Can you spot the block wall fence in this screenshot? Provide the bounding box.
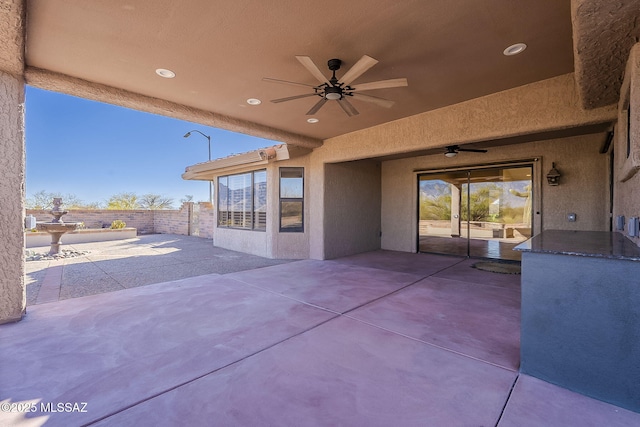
[26,202,214,239]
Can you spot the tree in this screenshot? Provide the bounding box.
[419,182,452,221]
[461,184,504,222]
[139,193,174,210]
[420,193,451,220]
[81,201,104,210]
[26,190,94,210]
[26,190,55,210]
[106,192,140,210]
[65,199,103,210]
[180,195,194,204]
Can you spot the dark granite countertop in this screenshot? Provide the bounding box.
[514,230,640,261]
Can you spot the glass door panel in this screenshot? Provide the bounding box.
[467,166,532,260]
[418,170,469,257]
[418,165,533,260]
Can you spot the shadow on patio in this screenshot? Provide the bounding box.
[25,234,292,305]
[2,246,639,426]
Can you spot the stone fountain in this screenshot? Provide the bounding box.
[36,198,80,255]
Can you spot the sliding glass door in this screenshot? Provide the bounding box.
[418,170,470,256]
[418,165,532,260]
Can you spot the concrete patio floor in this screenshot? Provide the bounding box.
[25,234,292,305]
[2,243,639,426]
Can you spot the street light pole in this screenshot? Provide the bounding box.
[184,130,213,204]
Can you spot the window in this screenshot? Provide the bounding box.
[218,170,266,231]
[279,167,304,232]
[253,170,267,230]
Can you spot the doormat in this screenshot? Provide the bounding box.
[472,261,521,275]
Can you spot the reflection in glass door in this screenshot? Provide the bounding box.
[418,170,470,257]
[418,165,532,260]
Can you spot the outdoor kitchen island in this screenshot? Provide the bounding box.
[515,230,640,413]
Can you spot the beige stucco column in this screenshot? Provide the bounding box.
[0,70,26,324]
[613,42,640,247]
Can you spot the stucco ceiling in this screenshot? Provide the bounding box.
[23,0,577,144]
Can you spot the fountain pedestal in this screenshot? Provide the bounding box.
[35,198,80,255]
[36,222,80,254]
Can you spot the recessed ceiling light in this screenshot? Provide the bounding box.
[246,98,262,105]
[503,43,527,56]
[155,68,176,78]
[307,118,319,124]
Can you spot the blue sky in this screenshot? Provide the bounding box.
[25,87,279,206]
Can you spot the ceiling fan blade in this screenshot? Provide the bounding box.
[262,77,317,88]
[458,148,488,153]
[270,93,318,103]
[352,78,408,92]
[351,93,395,108]
[338,98,359,116]
[338,55,378,86]
[306,98,328,115]
[296,56,331,85]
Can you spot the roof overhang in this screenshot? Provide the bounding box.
[1,2,638,148]
[182,144,299,180]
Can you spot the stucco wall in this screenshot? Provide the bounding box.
[214,227,268,257]
[540,136,610,231]
[314,74,616,163]
[191,73,619,261]
[0,71,25,324]
[304,72,616,260]
[613,43,640,246]
[380,133,610,253]
[204,157,312,259]
[212,164,271,258]
[208,156,380,260]
[270,157,310,260]
[323,160,382,259]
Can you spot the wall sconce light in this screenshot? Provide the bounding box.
[546,162,561,186]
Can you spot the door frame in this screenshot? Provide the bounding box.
[414,158,542,256]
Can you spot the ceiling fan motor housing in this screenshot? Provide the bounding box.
[327,58,342,71]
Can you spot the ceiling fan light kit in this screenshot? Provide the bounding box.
[264,55,408,117]
[324,86,342,100]
[444,145,488,157]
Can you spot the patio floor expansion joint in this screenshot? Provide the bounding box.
[34,262,64,304]
[342,315,519,372]
[495,374,520,427]
[339,256,468,316]
[81,314,340,426]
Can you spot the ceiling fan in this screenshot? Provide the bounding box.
[263,55,408,117]
[444,145,488,158]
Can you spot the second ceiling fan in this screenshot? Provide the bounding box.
[263,55,408,117]
[444,145,488,158]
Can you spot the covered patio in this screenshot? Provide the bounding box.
[2,250,638,426]
[2,1,640,425]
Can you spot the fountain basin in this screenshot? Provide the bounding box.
[36,222,80,234]
[36,222,80,255]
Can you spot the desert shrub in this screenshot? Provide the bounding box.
[110,220,126,229]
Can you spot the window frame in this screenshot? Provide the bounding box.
[279,167,304,233]
[217,169,267,231]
